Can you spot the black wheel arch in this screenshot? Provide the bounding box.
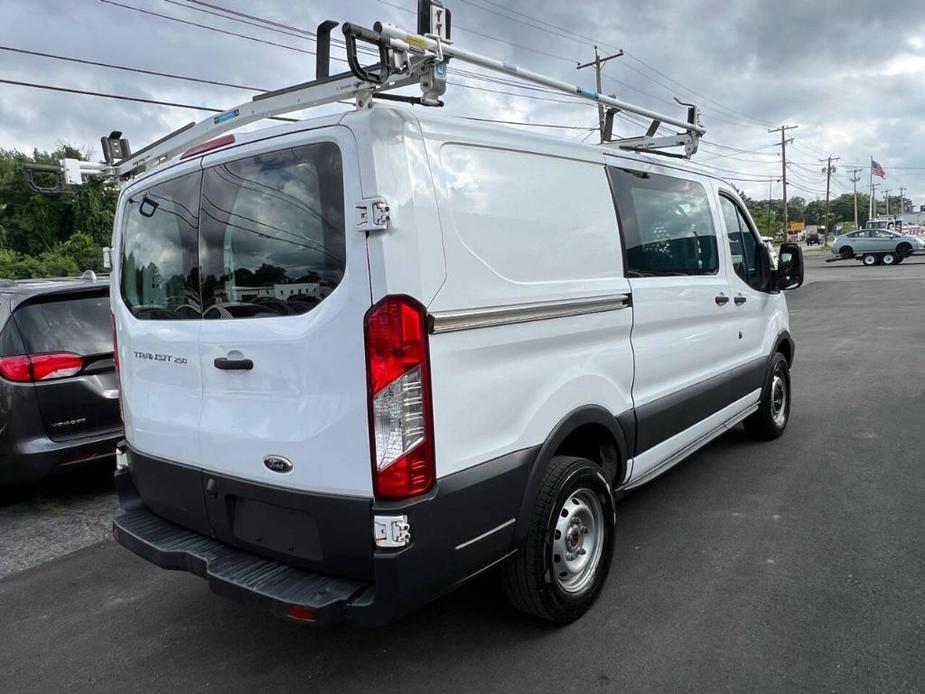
[511,405,629,547]
[774,330,795,366]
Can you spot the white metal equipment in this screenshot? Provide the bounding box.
[23,0,705,192]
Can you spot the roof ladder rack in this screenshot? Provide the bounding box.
[23,0,704,191]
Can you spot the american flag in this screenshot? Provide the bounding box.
[871,159,886,178]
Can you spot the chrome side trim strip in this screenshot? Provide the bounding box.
[428,294,631,334]
[454,518,516,551]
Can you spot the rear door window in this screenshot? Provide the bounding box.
[14,293,112,355]
[608,167,718,276]
[199,143,346,319]
[121,171,202,320]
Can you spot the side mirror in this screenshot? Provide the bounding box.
[776,243,804,290]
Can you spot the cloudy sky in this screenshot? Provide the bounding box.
[3,0,925,204]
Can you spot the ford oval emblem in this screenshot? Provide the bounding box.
[263,455,293,474]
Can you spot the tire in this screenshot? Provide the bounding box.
[897,242,912,258]
[839,245,854,258]
[862,254,879,266]
[882,252,897,266]
[503,456,615,623]
[744,352,791,440]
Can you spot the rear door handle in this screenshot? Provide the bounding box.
[734,295,747,306]
[715,294,729,306]
[214,357,254,371]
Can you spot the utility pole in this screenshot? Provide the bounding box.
[577,46,624,143]
[769,125,798,235]
[899,186,906,213]
[820,156,839,241]
[848,168,862,229]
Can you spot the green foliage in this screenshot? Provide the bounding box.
[0,147,116,279]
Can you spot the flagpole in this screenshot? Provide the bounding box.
[869,157,874,221]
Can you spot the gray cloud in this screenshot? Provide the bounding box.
[2,0,925,201]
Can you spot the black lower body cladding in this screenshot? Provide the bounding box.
[113,442,538,625]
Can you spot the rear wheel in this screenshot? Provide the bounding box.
[897,242,913,258]
[839,245,854,258]
[882,252,898,265]
[503,456,614,623]
[862,254,879,266]
[744,353,791,440]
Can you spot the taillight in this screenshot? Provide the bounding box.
[0,353,83,383]
[364,295,435,500]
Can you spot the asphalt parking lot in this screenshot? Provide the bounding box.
[2,250,924,693]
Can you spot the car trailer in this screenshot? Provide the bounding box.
[825,249,925,266]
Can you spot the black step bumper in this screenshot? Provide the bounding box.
[113,505,368,625]
[112,442,538,625]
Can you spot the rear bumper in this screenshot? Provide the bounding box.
[0,428,121,485]
[113,442,537,625]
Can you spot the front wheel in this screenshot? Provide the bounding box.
[897,242,913,258]
[503,456,615,623]
[839,245,854,258]
[744,353,791,440]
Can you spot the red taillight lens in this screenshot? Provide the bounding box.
[0,356,32,382]
[364,295,435,500]
[0,353,83,383]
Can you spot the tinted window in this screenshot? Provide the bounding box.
[121,171,201,320]
[15,294,112,355]
[608,168,718,276]
[720,196,767,291]
[199,143,345,319]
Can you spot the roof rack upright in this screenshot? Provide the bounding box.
[23,0,704,192]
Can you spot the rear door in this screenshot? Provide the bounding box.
[196,129,373,496]
[13,289,120,440]
[114,164,205,466]
[607,166,738,475]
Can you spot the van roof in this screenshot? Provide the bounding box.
[127,104,733,191]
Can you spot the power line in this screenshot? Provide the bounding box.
[0,45,266,92]
[0,77,594,132]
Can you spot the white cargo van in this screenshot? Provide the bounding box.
[108,104,803,625]
[21,4,795,625]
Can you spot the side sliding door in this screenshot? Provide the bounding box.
[607,166,739,484]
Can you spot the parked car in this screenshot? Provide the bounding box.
[110,106,804,626]
[831,228,925,263]
[760,236,779,268]
[0,275,121,485]
[804,231,821,245]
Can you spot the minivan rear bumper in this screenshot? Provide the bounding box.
[0,428,121,485]
[113,442,537,625]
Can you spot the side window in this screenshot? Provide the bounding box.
[720,195,767,292]
[121,171,202,320]
[608,167,718,276]
[199,143,346,319]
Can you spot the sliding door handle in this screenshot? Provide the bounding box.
[715,294,730,306]
[734,295,747,306]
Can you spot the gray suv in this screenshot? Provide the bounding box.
[0,276,121,485]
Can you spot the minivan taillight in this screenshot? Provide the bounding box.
[364,295,435,500]
[0,353,84,383]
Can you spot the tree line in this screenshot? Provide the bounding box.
[735,188,914,239]
[0,147,117,279]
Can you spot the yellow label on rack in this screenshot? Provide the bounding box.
[405,35,427,49]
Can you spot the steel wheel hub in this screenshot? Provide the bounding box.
[771,371,788,428]
[552,488,605,594]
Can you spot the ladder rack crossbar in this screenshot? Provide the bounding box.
[376,23,704,136]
